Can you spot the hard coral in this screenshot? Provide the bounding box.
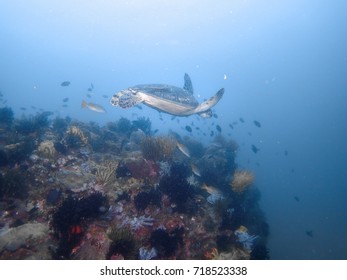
[230,170,255,193]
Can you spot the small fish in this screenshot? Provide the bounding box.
[191,163,201,177]
[88,87,93,92]
[210,131,214,137]
[294,196,300,202]
[81,100,106,113]
[201,183,221,195]
[63,97,69,102]
[61,81,70,87]
[62,104,68,108]
[216,125,222,133]
[135,105,143,110]
[251,144,260,153]
[284,150,288,156]
[239,118,245,123]
[176,142,191,158]
[305,230,313,238]
[153,129,159,134]
[30,105,36,109]
[102,95,108,98]
[185,125,192,133]
[229,124,234,129]
[86,93,92,98]
[171,116,176,120]
[213,113,218,119]
[20,107,27,111]
[253,120,261,128]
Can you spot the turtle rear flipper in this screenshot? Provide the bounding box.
[194,88,224,117]
[110,89,144,109]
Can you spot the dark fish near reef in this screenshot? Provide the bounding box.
[210,131,214,137]
[61,81,70,87]
[213,113,218,119]
[285,150,288,156]
[239,117,245,123]
[251,144,260,153]
[229,124,234,129]
[253,120,261,127]
[20,107,27,111]
[305,230,313,237]
[294,196,300,202]
[81,100,106,113]
[216,125,222,133]
[86,93,92,98]
[185,125,192,133]
[102,95,108,98]
[63,97,69,102]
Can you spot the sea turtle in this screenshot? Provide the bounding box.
[110,73,224,118]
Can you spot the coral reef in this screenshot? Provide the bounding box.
[139,247,158,260]
[234,226,258,252]
[0,107,269,260]
[65,126,89,146]
[230,170,255,193]
[95,160,118,186]
[107,226,138,259]
[0,169,28,199]
[0,107,14,128]
[150,227,184,258]
[131,117,152,135]
[141,136,176,161]
[38,140,56,158]
[51,192,107,259]
[122,215,155,231]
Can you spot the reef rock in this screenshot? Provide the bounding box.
[0,222,49,253]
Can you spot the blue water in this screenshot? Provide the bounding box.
[1,0,347,259]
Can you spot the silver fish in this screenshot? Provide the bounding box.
[81,100,106,113]
[176,142,190,158]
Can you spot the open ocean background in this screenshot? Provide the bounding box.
[1,0,346,259]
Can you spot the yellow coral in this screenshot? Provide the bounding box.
[140,136,176,161]
[66,126,88,146]
[38,140,56,158]
[230,170,254,193]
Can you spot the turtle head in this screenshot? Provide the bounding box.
[110,88,143,109]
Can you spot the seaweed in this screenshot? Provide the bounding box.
[52,116,71,136]
[0,169,28,199]
[0,107,14,128]
[131,117,152,135]
[14,111,52,135]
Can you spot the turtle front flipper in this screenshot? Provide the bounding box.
[110,88,144,109]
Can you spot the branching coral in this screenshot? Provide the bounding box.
[38,140,56,158]
[140,136,176,161]
[230,170,254,193]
